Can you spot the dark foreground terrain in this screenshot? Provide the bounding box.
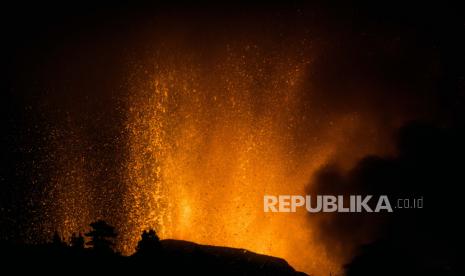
[0,239,307,275]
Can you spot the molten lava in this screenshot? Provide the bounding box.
[118,44,378,275]
[36,42,386,276]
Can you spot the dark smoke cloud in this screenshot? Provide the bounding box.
[299,5,465,270]
[307,121,465,274]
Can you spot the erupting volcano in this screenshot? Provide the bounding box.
[4,3,457,276]
[33,40,396,275]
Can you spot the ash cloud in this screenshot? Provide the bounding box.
[307,121,465,273]
[300,3,465,271]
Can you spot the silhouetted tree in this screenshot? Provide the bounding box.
[85,220,117,253]
[51,231,66,247]
[70,232,85,249]
[136,229,161,255]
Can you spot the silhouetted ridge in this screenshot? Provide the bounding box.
[157,239,301,275]
[0,221,307,276]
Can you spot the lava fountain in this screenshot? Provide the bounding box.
[7,6,435,276]
[31,38,388,274]
[117,42,379,275]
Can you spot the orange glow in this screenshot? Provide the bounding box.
[38,42,386,275]
[117,45,376,275]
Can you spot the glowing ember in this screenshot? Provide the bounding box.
[118,44,375,274]
[36,41,385,275]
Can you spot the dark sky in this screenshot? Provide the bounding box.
[3,1,465,123]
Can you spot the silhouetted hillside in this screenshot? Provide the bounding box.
[157,239,303,275]
[0,239,306,275]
